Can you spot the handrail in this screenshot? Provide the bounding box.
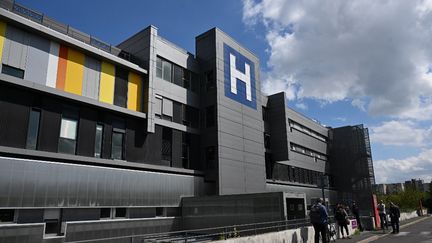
[3,0,142,67]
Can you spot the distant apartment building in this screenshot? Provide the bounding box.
[405,179,424,192]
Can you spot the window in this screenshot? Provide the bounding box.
[156,57,172,82]
[0,209,14,222]
[156,57,163,79]
[2,64,24,79]
[161,127,172,163]
[264,133,271,149]
[115,208,127,218]
[182,133,190,169]
[206,106,215,128]
[173,65,183,86]
[191,72,199,93]
[183,69,191,89]
[58,117,78,154]
[183,105,199,128]
[100,208,111,219]
[26,109,41,150]
[205,146,216,169]
[111,131,124,160]
[94,124,103,158]
[206,70,215,91]
[162,60,172,82]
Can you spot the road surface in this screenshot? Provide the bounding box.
[371,216,432,243]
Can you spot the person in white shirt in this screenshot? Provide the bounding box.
[377,200,388,232]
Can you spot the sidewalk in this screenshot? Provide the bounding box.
[341,215,429,243]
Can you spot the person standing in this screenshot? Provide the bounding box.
[389,202,400,234]
[335,204,351,239]
[310,198,329,243]
[351,201,364,231]
[377,200,388,232]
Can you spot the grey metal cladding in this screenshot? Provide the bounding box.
[82,56,101,100]
[285,108,329,136]
[25,32,50,85]
[0,223,44,243]
[288,129,327,154]
[0,156,207,208]
[3,24,28,70]
[214,29,266,194]
[65,218,181,242]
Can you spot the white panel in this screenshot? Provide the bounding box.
[46,41,59,88]
[154,96,162,115]
[162,97,173,117]
[60,118,77,140]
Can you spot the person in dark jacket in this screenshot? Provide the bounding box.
[389,202,400,234]
[335,204,351,239]
[310,198,329,243]
[351,201,363,231]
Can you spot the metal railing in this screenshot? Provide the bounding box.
[1,0,142,67]
[68,218,313,243]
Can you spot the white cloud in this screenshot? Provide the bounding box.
[374,149,432,183]
[295,102,307,110]
[370,120,432,147]
[243,0,432,119]
[351,99,366,112]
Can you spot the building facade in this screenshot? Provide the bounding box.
[0,1,375,242]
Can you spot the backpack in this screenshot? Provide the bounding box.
[310,204,322,224]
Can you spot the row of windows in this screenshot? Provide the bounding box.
[154,96,200,128]
[289,119,327,142]
[25,107,196,169]
[269,162,324,186]
[290,143,327,161]
[26,108,125,160]
[156,57,199,93]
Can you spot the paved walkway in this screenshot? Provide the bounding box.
[341,215,430,243]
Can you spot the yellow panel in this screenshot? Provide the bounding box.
[127,72,142,111]
[0,21,6,63]
[64,48,84,95]
[99,61,115,104]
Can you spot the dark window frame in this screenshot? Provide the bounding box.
[1,64,24,79]
[26,108,41,150]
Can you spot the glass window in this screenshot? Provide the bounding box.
[100,208,111,219]
[173,65,183,86]
[162,127,172,163]
[183,69,191,89]
[94,124,103,158]
[26,109,41,150]
[162,60,172,82]
[156,57,162,79]
[2,64,24,79]
[0,209,14,222]
[191,72,199,93]
[111,131,124,160]
[206,70,215,91]
[206,106,215,128]
[58,117,78,154]
[115,208,126,218]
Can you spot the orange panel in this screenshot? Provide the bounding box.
[56,45,68,90]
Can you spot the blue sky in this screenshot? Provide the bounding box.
[18,0,432,184]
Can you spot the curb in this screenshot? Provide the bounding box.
[356,216,430,243]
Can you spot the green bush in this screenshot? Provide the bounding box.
[377,188,427,212]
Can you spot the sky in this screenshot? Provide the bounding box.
[18,0,432,184]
